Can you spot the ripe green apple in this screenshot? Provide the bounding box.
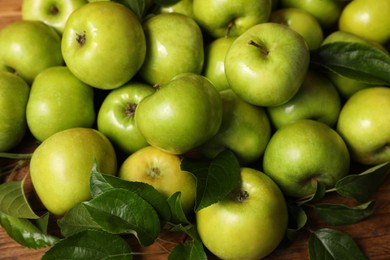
[157,0,194,19]
[21,0,87,34]
[263,119,350,198]
[279,0,344,29]
[0,20,63,84]
[61,1,146,90]
[196,167,288,259]
[266,70,341,129]
[135,73,223,155]
[338,0,390,45]
[97,82,155,155]
[0,71,30,152]
[337,87,390,165]
[225,22,310,107]
[30,127,117,215]
[201,89,271,166]
[202,36,236,91]
[138,13,204,85]
[269,8,324,50]
[193,0,272,38]
[26,66,95,142]
[119,145,196,215]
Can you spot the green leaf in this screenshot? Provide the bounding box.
[82,188,161,246]
[112,0,145,19]
[90,165,171,224]
[42,229,133,260]
[308,228,367,260]
[0,181,39,219]
[0,212,59,249]
[181,150,241,212]
[296,182,327,206]
[285,203,307,242]
[311,42,390,85]
[167,192,191,225]
[336,162,390,202]
[168,239,207,260]
[314,201,375,226]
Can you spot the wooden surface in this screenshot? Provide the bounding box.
[1,1,390,259]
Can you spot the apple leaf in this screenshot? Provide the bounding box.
[314,201,375,226]
[308,228,366,260]
[168,239,207,260]
[112,0,146,19]
[0,181,39,219]
[310,42,390,85]
[89,164,171,224]
[296,182,327,206]
[181,150,241,212]
[285,203,308,243]
[154,0,182,6]
[335,162,390,202]
[42,229,133,260]
[0,212,59,249]
[167,192,191,225]
[82,188,161,246]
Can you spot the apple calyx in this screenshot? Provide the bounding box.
[147,167,161,178]
[230,187,250,203]
[152,84,161,91]
[76,31,87,47]
[125,103,137,118]
[248,40,269,57]
[49,5,59,15]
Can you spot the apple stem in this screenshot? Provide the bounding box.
[76,31,87,47]
[225,20,235,38]
[248,40,269,57]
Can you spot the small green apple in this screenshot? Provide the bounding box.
[135,73,223,155]
[0,71,30,152]
[26,66,95,142]
[263,119,350,198]
[61,1,146,90]
[0,20,63,84]
[138,13,204,85]
[30,127,117,215]
[196,167,288,259]
[119,145,196,215]
[225,22,310,107]
[337,87,390,165]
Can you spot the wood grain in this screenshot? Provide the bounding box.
[1,1,390,259]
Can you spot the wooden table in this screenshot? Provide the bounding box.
[1,1,390,259]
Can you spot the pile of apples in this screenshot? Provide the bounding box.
[0,0,390,259]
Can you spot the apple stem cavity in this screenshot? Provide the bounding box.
[76,31,87,47]
[49,5,59,15]
[248,40,269,57]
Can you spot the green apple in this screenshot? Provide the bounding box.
[119,145,196,215]
[135,73,223,155]
[26,66,95,142]
[225,22,310,107]
[338,0,390,45]
[22,0,87,34]
[30,127,117,215]
[280,0,344,29]
[157,0,194,19]
[337,87,390,165]
[138,13,204,85]
[97,82,155,155]
[202,36,236,91]
[201,89,271,165]
[0,71,30,152]
[61,1,146,90]
[266,70,341,129]
[0,20,63,84]
[269,8,324,50]
[196,167,288,259]
[263,119,350,198]
[193,0,272,38]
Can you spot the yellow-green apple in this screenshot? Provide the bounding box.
[269,8,324,50]
[138,13,204,85]
[338,0,390,45]
[202,36,236,91]
[157,0,194,18]
[193,0,272,38]
[266,70,341,129]
[201,89,271,165]
[97,82,155,155]
[22,0,87,34]
[0,20,63,84]
[263,119,350,198]
[30,127,117,215]
[26,66,95,142]
[336,87,390,165]
[196,167,288,259]
[225,22,310,107]
[0,71,30,152]
[119,145,196,215]
[135,73,223,155]
[61,1,146,90]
